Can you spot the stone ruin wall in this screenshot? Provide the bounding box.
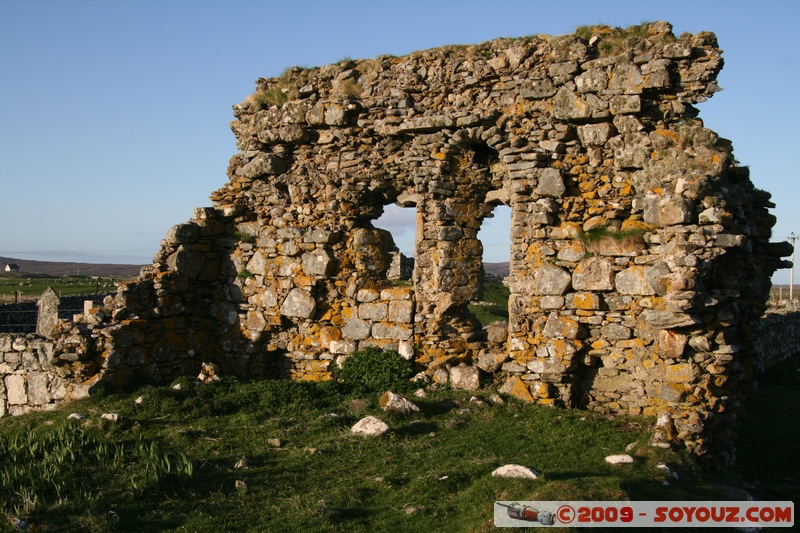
[0,23,795,468]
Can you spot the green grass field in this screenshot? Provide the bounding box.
[0,273,129,301]
[468,282,510,327]
[3,354,796,532]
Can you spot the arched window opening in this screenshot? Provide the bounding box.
[372,203,417,283]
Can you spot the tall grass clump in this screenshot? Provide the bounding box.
[332,346,413,393]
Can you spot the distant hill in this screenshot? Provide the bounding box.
[483,262,509,277]
[0,256,145,277]
[1,255,508,280]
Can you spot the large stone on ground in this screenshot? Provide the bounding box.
[379,391,419,415]
[491,464,540,479]
[351,416,390,436]
[605,454,634,464]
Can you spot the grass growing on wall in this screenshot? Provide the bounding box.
[2,361,784,531]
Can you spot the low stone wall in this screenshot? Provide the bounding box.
[0,333,96,417]
[0,295,107,333]
[753,307,800,369]
[2,304,798,425]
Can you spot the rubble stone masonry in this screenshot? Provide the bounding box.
[1,22,795,468]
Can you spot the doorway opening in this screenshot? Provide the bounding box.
[470,203,511,326]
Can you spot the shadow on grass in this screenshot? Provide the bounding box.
[733,354,800,501]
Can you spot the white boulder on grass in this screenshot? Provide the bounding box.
[351,416,390,436]
[605,454,634,464]
[491,464,540,479]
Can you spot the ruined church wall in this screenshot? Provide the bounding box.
[5,22,792,468]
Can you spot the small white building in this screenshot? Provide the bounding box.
[4,264,20,272]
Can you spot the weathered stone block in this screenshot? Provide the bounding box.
[5,375,26,405]
[330,340,357,354]
[359,302,388,321]
[642,310,699,329]
[601,323,631,341]
[246,309,267,332]
[36,288,60,338]
[567,292,601,310]
[609,95,641,114]
[609,64,644,94]
[280,289,316,319]
[664,362,698,383]
[166,246,204,277]
[449,364,480,391]
[577,123,615,146]
[371,322,413,341]
[575,69,608,93]
[397,115,455,133]
[557,241,586,262]
[572,257,614,291]
[553,86,591,120]
[237,153,287,178]
[166,223,199,245]
[543,313,579,339]
[301,249,333,276]
[533,264,571,295]
[615,266,657,295]
[659,330,688,359]
[536,168,565,197]
[388,300,413,323]
[356,288,380,302]
[487,322,509,343]
[540,296,565,309]
[644,194,694,227]
[500,376,534,402]
[342,318,371,340]
[476,350,507,372]
[28,372,50,405]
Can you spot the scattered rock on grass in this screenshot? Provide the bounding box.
[605,454,634,464]
[379,391,419,415]
[351,416,389,436]
[101,413,121,422]
[491,464,540,479]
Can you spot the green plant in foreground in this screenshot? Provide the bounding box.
[237,267,255,280]
[332,346,413,393]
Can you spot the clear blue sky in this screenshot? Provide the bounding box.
[2,1,799,282]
